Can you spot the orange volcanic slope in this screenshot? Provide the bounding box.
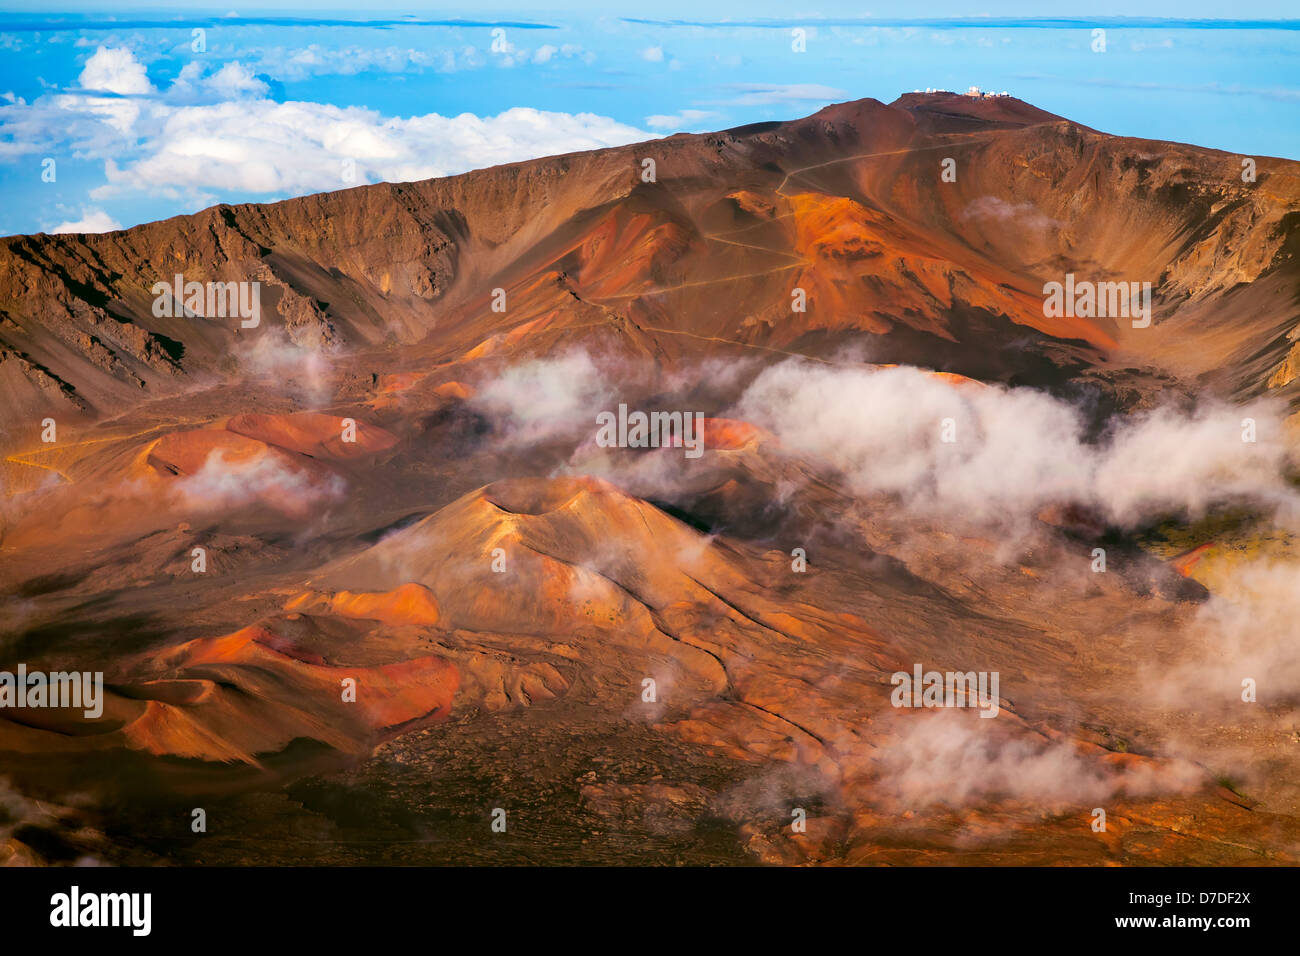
[0,620,458,767]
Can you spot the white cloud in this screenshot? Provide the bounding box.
[645,109,718,131]
[641,46,665,63]
[1,54,653,217]
[872,711,1203,807]
[171,60,268,100]
[1130,38,1175,52]
[249,44,462,82]
[90,101,648,198]
[0,46,247,161]
[533,44,558,64]
[49,208,121,234]
[961,196,1061,233]
[719,83,847,106]
[471,350,615,446]
[734,362,1297,531]
[174,447,344,519]
[1137,559,1300,710]
[0,92,141,158]
[78,46,154,96]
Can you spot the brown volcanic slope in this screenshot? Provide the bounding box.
[2,94,1300,866]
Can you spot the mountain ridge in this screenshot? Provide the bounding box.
[1,92,1297,452]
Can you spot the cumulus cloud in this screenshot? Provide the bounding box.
[170,60,269,100]
[0,51,650,210]
[86,98,649,199]
[641,46,665,62]
[0,93,144,160]
[734,361,1297,531]
[77,46,155,96]
[49,208,121,234]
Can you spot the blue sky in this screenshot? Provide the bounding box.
[0,4,1296,236]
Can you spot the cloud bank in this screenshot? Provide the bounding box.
[2,46,652,213]
[734,361,1297,530]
